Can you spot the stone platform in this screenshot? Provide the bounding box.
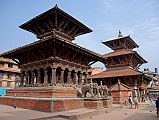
[0,96,84,112]
[6,86,78,98]
[0,87,112,113]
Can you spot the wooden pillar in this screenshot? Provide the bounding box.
[25,72,29,86]
[84,72,88,84]
[37,70,41,85]
[20,72,24,87]
[60,70,64,84]
[31,72,34,86]
[79,73,82,85]
[51,68,56,85]
[44,69,48,85]
[23,72,27,87]
[74,72,78,85]
[67,71,71,85]
[33,73,37,85]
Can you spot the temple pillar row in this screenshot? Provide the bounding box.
[20,67,87,87]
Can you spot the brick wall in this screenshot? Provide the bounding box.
[0,96,83,112]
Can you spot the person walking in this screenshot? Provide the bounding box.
[133,96,139,109]
[155,97,159,117]
[128,95,133,109]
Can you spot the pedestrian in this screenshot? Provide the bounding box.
[133,96,139,109]
[155,96,159,117]
[128,95,133,109]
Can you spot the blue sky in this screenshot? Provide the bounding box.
[0,0,159,71]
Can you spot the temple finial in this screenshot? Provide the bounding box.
[55,4,58,8]
[118,30,123,37]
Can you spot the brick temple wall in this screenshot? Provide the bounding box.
[6,88,78,98]
[0,96,84,112]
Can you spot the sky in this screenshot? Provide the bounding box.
[0,0,159,71]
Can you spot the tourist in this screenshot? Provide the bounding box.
[128,95,133,109]
[133,96,139,109]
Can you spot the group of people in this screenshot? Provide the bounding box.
[128,95,139,109]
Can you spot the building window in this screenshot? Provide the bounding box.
[16,74,20,78]
[0,72,3,78]
[8,63,13,68]
[7,82,10,87]
[8,73,13,79]
[113,57,120,65]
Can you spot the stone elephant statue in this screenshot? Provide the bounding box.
[100,85,109,97]
[81,83,95,97]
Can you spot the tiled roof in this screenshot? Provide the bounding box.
[0,67,20,73]
[90,68,143,79]
[102,50,134,58]
[0,57,17,64]
[110,82,132,91]
[1,35,102,60]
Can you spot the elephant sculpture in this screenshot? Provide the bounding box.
[81,83,95,97]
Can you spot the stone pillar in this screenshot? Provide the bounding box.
[51,68,56,85]
[84,73,88,84]
[67,71,71,85]
[23,73,27,87]
[37,70,41,85]
[25,72,29,86]
[74,72,78,85]
[20,72,24,87]
[60,70,64,84]
[44,69,48,85]
[31,72,34,86]
[33,73,37,85]
[79,73,82,85]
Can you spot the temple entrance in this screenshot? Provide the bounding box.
[64,69,69,84]
[77,71,81,85]
[28,70,31,85]
[40,68,44,84]
[47,67,52,83]
[33,69,37,84]
[71,70,75,84]
[56,67,62,83]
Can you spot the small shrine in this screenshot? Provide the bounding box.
[110,80,132,104]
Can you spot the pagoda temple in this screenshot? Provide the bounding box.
[1,5,102,87]
[90,31,151,103]
[0,5,106,112]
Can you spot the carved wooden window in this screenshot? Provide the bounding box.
[8,73,13,79]
[8,63,13,68]
[7,81,10,87]
[113,57,120,65]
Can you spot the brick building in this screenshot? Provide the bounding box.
[0,57,20,89]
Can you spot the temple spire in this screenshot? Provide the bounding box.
[118,30,123,37]
[55,4,58,8]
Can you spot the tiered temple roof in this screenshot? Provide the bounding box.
[102,35,139,50]
[1,5,103,67]
[20,5,92,40]
[90,67,143,79]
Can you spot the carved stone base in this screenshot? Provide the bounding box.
[84,97,112,109]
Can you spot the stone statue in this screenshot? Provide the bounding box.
[81,83,94,97]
